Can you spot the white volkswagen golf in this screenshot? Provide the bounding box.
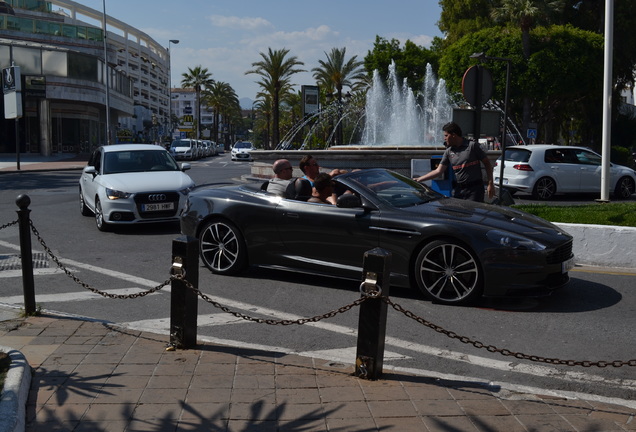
[494,145,636,200]
[79,144,195,231]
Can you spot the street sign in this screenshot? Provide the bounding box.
[3,66,23,119]
[2,66,21,94]
[462,65,493,107]
[527,128,537,139]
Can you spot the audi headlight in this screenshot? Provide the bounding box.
[486,230,546,251]
[105,188,131,200]
[179,184,195,195]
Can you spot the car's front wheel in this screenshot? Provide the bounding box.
[94,198,109,232]
[414,239,483,305]
[614,176,635,200]
[199,219,247,275]
[79,188,91,216]
[532,177,556,200]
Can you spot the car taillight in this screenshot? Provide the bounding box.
[513,164,533,171]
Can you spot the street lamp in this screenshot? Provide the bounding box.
[471,52,511,205]
[102,0,111,145]
[168,39,179,141]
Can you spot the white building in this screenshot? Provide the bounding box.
[0,0,175,154]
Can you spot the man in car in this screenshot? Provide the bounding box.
[266,159,294,196]
[414,122,495,202]
[299,154,346,186]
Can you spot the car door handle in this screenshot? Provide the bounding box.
[284,212,299,219]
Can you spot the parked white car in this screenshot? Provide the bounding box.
[170,139,198,160]
[494,145,636,200]
[79,144,195,231]
[231,141,254,161]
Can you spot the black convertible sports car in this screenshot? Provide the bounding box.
[180,169,574,305]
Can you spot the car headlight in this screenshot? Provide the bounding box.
[486,230,546,251]
[179,184,195,195]
[105,188,131,200]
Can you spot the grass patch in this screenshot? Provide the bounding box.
[512,202,636,227]
[0,351,10,394]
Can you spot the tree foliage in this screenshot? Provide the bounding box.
[246,48,305,148]
[363,36,439,92]
[181,65,214,139]
[439,25,604,145]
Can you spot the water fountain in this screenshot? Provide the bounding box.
[251,62,471,178]
[361,62,452,147]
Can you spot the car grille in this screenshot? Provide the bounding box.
[546,240,573,264]
[134,192,179,219]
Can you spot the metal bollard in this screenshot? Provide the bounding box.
[355,247,391,380]
[169,235,199,349]
[16,194,36,315]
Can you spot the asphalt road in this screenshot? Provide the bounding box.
[1,154,635,407]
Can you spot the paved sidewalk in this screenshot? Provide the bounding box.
[0,154,88,173]
[1,309,635,432]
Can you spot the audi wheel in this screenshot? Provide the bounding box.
[414,239,483,305]
[95,198,110,232]
[199,219,246,275]
[79,188,91,216]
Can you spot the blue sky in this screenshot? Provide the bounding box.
[76,0,443,101]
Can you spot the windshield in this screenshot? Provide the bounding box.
[171,140,192,149]
[234,142,252,149]
[103,150,180,174]
[347,170,442,208]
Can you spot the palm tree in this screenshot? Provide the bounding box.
[203,81,239,146]
[491,0,564,136]
[246,48,305,148]
[181,65,215,139]
[312,47,366,146]
[252,94,272,148]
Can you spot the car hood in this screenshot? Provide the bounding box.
[172,146,192,152]
[232,148,252,153]
[402,197,572,240]
[101,172,194,192]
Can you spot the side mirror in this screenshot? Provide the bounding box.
[181,163,191,172]
[83,166,97,176]
[336,193,362,208]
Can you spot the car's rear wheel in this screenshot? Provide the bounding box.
[94,198,109,232]
[414,239,483,305]
[532,177,556,200]
[79,188,91,216]
[614,176,635,199]
[199,219,247,275]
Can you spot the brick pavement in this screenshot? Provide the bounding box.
[1,313,635,432]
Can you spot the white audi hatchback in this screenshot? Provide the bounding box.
[79,144,195,231]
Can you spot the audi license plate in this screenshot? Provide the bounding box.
[142,202,174,212]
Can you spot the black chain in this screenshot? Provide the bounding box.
[0,219,19,231]
[383,296,636,368]
[18,219,636,368]
[29,221,170,299]
[172,273,368,325]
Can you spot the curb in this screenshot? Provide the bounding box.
[556,223,636,269]
[0,346,31,432]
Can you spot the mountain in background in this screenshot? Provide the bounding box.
[240,98,253,110]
